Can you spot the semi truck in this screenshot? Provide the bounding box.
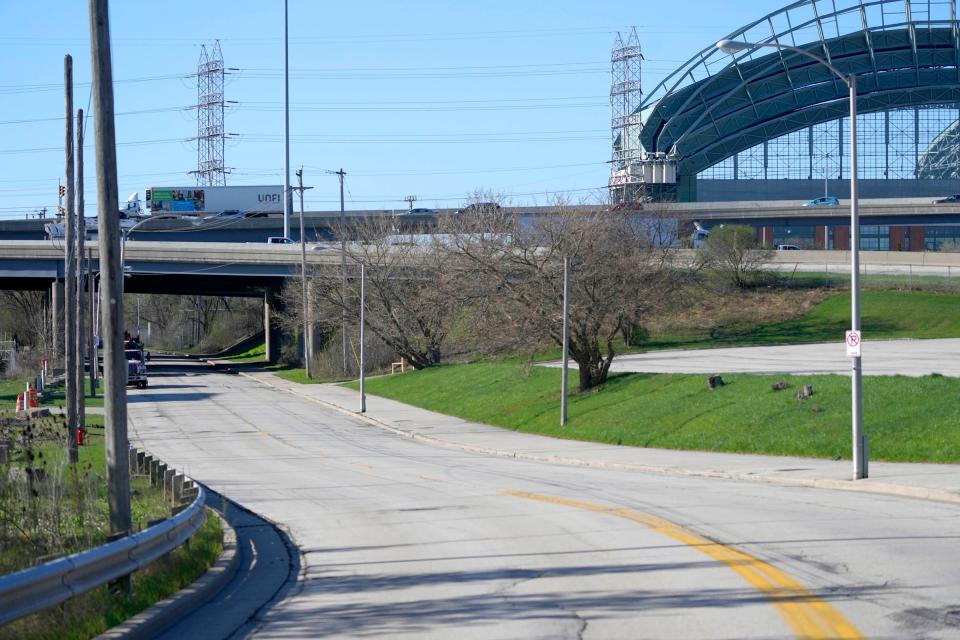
[143,185,284,215]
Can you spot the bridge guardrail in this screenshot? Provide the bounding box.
[0,468,205,626]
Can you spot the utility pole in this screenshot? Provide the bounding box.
[293,168,313,377]
[88,247,97,398]
[76,108,86,435]
[64,54,78,464]
[404,195,417,211]
[89,0,132,540]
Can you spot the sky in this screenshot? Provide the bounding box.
[0,1,776,218]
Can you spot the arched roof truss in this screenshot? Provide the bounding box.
[639,0,960,176]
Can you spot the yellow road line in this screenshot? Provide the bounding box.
[501,489,863,640]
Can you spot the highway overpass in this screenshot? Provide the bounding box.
[4,199,960,244]
[2,240,959,298]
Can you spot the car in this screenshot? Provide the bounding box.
[267,236,294,244]
[407,207,435,215]
[456,202,502,214]
[802,196,840,207]
[212,209,245,219]
[933,194,960,204]
[777,244,801,251]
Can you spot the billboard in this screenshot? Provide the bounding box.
[145,186,284,214]
[149,188,205,213]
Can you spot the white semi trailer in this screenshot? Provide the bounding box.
[142,185,284,215]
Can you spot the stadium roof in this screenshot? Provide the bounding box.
[640,0,960,176]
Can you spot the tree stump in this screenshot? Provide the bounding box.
[771,381,788,392]
[707,375,725,390]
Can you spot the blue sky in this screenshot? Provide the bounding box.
[0,1,772,217]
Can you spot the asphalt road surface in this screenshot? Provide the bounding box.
[555,338,960,377]
[127,360,960,639]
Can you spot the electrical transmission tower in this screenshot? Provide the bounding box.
[609,27,644,205]
[191,41,228,186]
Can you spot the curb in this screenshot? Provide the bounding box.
[96,509,240,640]
[237,370,960,507]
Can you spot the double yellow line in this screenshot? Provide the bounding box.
[502,490,863,640]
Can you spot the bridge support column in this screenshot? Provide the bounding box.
[51,279,64,364]
[263,290,283,364]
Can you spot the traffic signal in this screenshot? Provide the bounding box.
[58,185,65,198]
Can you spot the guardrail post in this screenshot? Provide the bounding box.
[142,454,153,477]
[174,473,184,503]
[136,450,146,474]
[149,458,159,486]
[164,468,175,502]
[128,448,138,476]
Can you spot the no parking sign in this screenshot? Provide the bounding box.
[846,330,862,357]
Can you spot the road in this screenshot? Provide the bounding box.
[545,338,960,377]
[127,359,960,639]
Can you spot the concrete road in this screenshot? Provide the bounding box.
[128,360,960,639]
[548,338,960,377]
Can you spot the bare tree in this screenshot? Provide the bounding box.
[439,205,686,391]
[309,215,459,370]
[0,290,49,349]
[702,224,771,289]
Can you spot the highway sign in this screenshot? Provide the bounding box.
[846,330,861,357]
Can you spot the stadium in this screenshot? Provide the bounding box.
[620,0,960,250]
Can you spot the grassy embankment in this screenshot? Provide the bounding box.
[0,378,223,639]
[221,343,335,384]
[643,289,960,350]
[345,289,960,463]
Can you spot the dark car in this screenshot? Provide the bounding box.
[933,194,960,204]
[456,202,502,214]
[407,207,435,215]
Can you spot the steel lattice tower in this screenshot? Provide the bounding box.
[192,41,228,186]
[609,27,643,204]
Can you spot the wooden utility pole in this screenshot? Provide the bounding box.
[76,108,86,434]
[64,54,78,464]
[293,169,313,378]
[89,0,131,538]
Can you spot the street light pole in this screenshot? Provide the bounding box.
[359,262,366,413]
[848,74,866,479]
[717,38,865,479]
[560,256,570,426]
[282,0,291,241]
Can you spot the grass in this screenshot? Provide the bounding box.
[349,362,960,464]
[267,366,335,384]
[0,408,224,639]
[0,376,104,409]
[221,342,266,364]
[642,289,960,351]
[0,510,223,640]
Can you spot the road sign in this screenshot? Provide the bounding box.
[846,330,861,357]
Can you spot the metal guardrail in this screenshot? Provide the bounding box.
[0,481,205,626]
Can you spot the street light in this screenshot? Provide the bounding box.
[717,38,866,480]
